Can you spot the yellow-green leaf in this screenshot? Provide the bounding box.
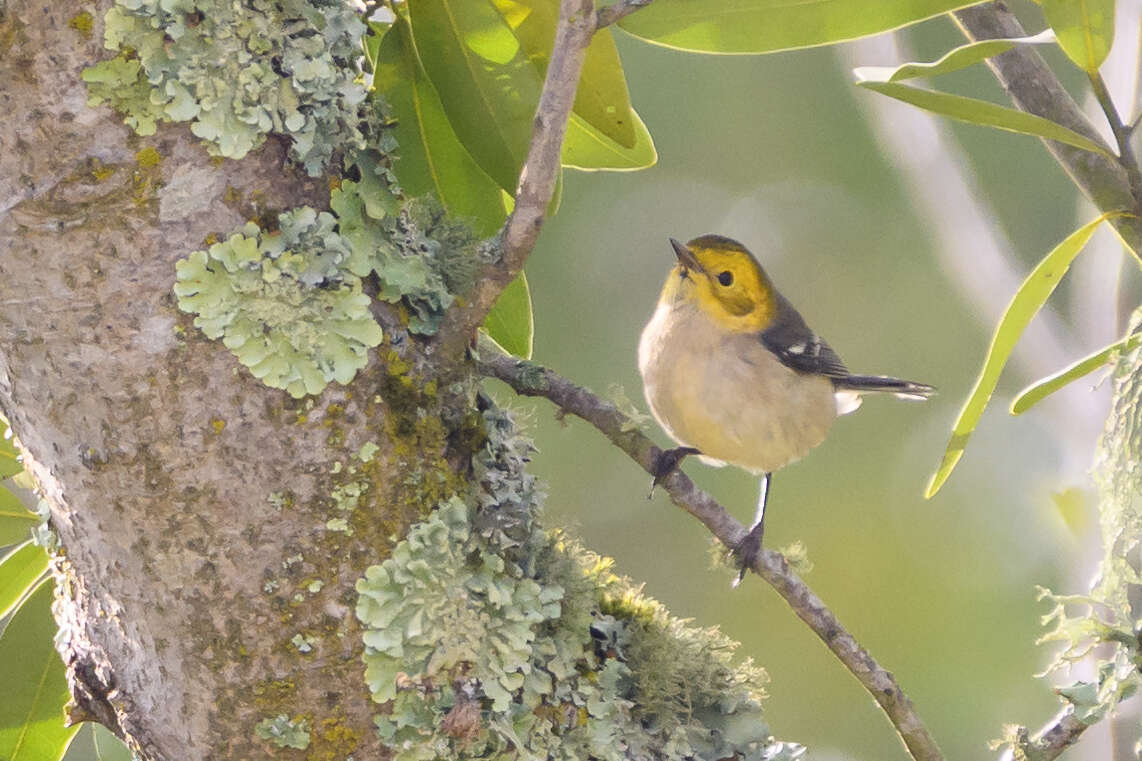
[618,0,981,54]
[926,213,1114,498]
[0,541,49,620]
[1042,0,1115,72]
[1011,332,1142,415]
[0,487,38,548]
[0,418,22,479]
[855,30,1056,83]
[562,110,657,171]
[853,75,1114,159]
[0,579,79,761]
[407,0,544,192]
[482,273,534,358]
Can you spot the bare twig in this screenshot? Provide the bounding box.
[476,343,946,761]
[952,3,1142,252]
[1088,71,1142,198]
[999,708,1089,761]
[436,0,596,360]
[596,0,653,28]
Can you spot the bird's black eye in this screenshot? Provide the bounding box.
[717,270,734,286]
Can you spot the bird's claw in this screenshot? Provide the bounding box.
[731,524,764,588]
[648,446,701,498]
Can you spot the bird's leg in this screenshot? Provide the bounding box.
[648,446,701,498]
[733,472,771,587]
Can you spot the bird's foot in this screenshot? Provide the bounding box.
[732,523,764,588]
[648,446,701,498]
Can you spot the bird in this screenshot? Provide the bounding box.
[638,234,934,583]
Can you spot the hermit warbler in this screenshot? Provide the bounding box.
[638,235,934,580]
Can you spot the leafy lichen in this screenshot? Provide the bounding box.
[255,713,311,750]
[173,206,383,398]
[356,406,804,761]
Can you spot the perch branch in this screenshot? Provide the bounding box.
[437,0,596,360]
[476,343,946,761]
[952,3,1142,253]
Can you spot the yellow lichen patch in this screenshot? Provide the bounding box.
[90,159,116,182]
[306,716,362,761]
[68,11,94,38]
[210,418,226,434]
[135,146,162,168]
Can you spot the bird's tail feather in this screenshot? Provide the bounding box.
[834,375,936,401]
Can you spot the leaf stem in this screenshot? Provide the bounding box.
[1088,70,1142,198]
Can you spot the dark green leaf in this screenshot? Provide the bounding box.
[562,110,657,171]
[492,0,636,148]
[482,273,534,358]
[407,0,544,192]
[853,75,1114,159]
[0,579,78,761]
[855,30,1055,83]
[1011,332,1142,415]
[618,0,981,54]
[0,541,49,620]
[926,214,1112,498]
[375,17,507,236]
[1042,0,1115,72]
[0,488,38,548]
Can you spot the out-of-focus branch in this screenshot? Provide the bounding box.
[596,0,653,28]
[476,342,946,761]
[953,3,1142,254]
[998,708,1089,761]
[1088,71,1142,199]
[437,0,596,359]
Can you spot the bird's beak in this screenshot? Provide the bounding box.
[670,238,703,274]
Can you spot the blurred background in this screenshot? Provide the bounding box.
[486,2,1142,759]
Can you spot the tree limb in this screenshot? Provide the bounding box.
[596,0,653,28]
[952,3,1142,254]
[437,0,596,359]
[475,343,946,761]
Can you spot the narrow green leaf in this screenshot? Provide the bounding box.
[1042,0,1115,72]
[855,30,1056,83]
[0,579,78,761]
[0,541,49,620]
[0,419,23,479]
[375,17,507,236]
[562,110,657,171]
[92,723,133,761]
[482,273,534,358]
[618,0,980,54]
[492,0,636,148]
[1011,333,1142,415]
[926,214,1114,498]
[0,488,38,548]
[407,0,544,192]
[853,76,1114,159]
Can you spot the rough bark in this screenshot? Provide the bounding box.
[0,2,476,758]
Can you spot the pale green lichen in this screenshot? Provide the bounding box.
[173,206,383,398]
[291,632,316,653]
[83,0,382,175]
[355,407,804,761]
[255,714,311,750]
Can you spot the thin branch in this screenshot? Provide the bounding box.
[596,0,653,28]
[475,343,946,761]
[1088,71,1142,198]
[999,708,1089,761]
[953,3,1142,252]
[436,0,596,360]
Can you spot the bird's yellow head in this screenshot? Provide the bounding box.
[658,235,777,333]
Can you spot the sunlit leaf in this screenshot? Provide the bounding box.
[926,213,1114,498]
[375,17,507,236]
[617,0,981,54]
[1042,0,1115,72]
[482,273,534,358]
[562,110,657,171]
[1011,332,1142,415]
[853,74,1114,159]
[0,488,38,548]
[0,579,78,761]
[492,0,636,147]
[92,723,133,761]
[0,418,23,479]
[855,30,1055,83]
[0,541,49,620]
[407,0,544,192]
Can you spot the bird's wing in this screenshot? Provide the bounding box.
[758,293,850,378]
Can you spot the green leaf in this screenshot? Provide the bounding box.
[375,17,508,236]
[855,30,1056,83]
[0,541,49,620]
[491,0,636,148]
[617,0,980,54]
[92,723,133,761]
[407,0,544,193]
[0,579,78,761]
[1042,0,1115,72]
[1011,332,1142,415]
[481,273,534,358]
[852,75,1114,159]
[0,488,38,548]
[562,110,657,171]
[0,418,23,479]
[926,214,1113,498]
